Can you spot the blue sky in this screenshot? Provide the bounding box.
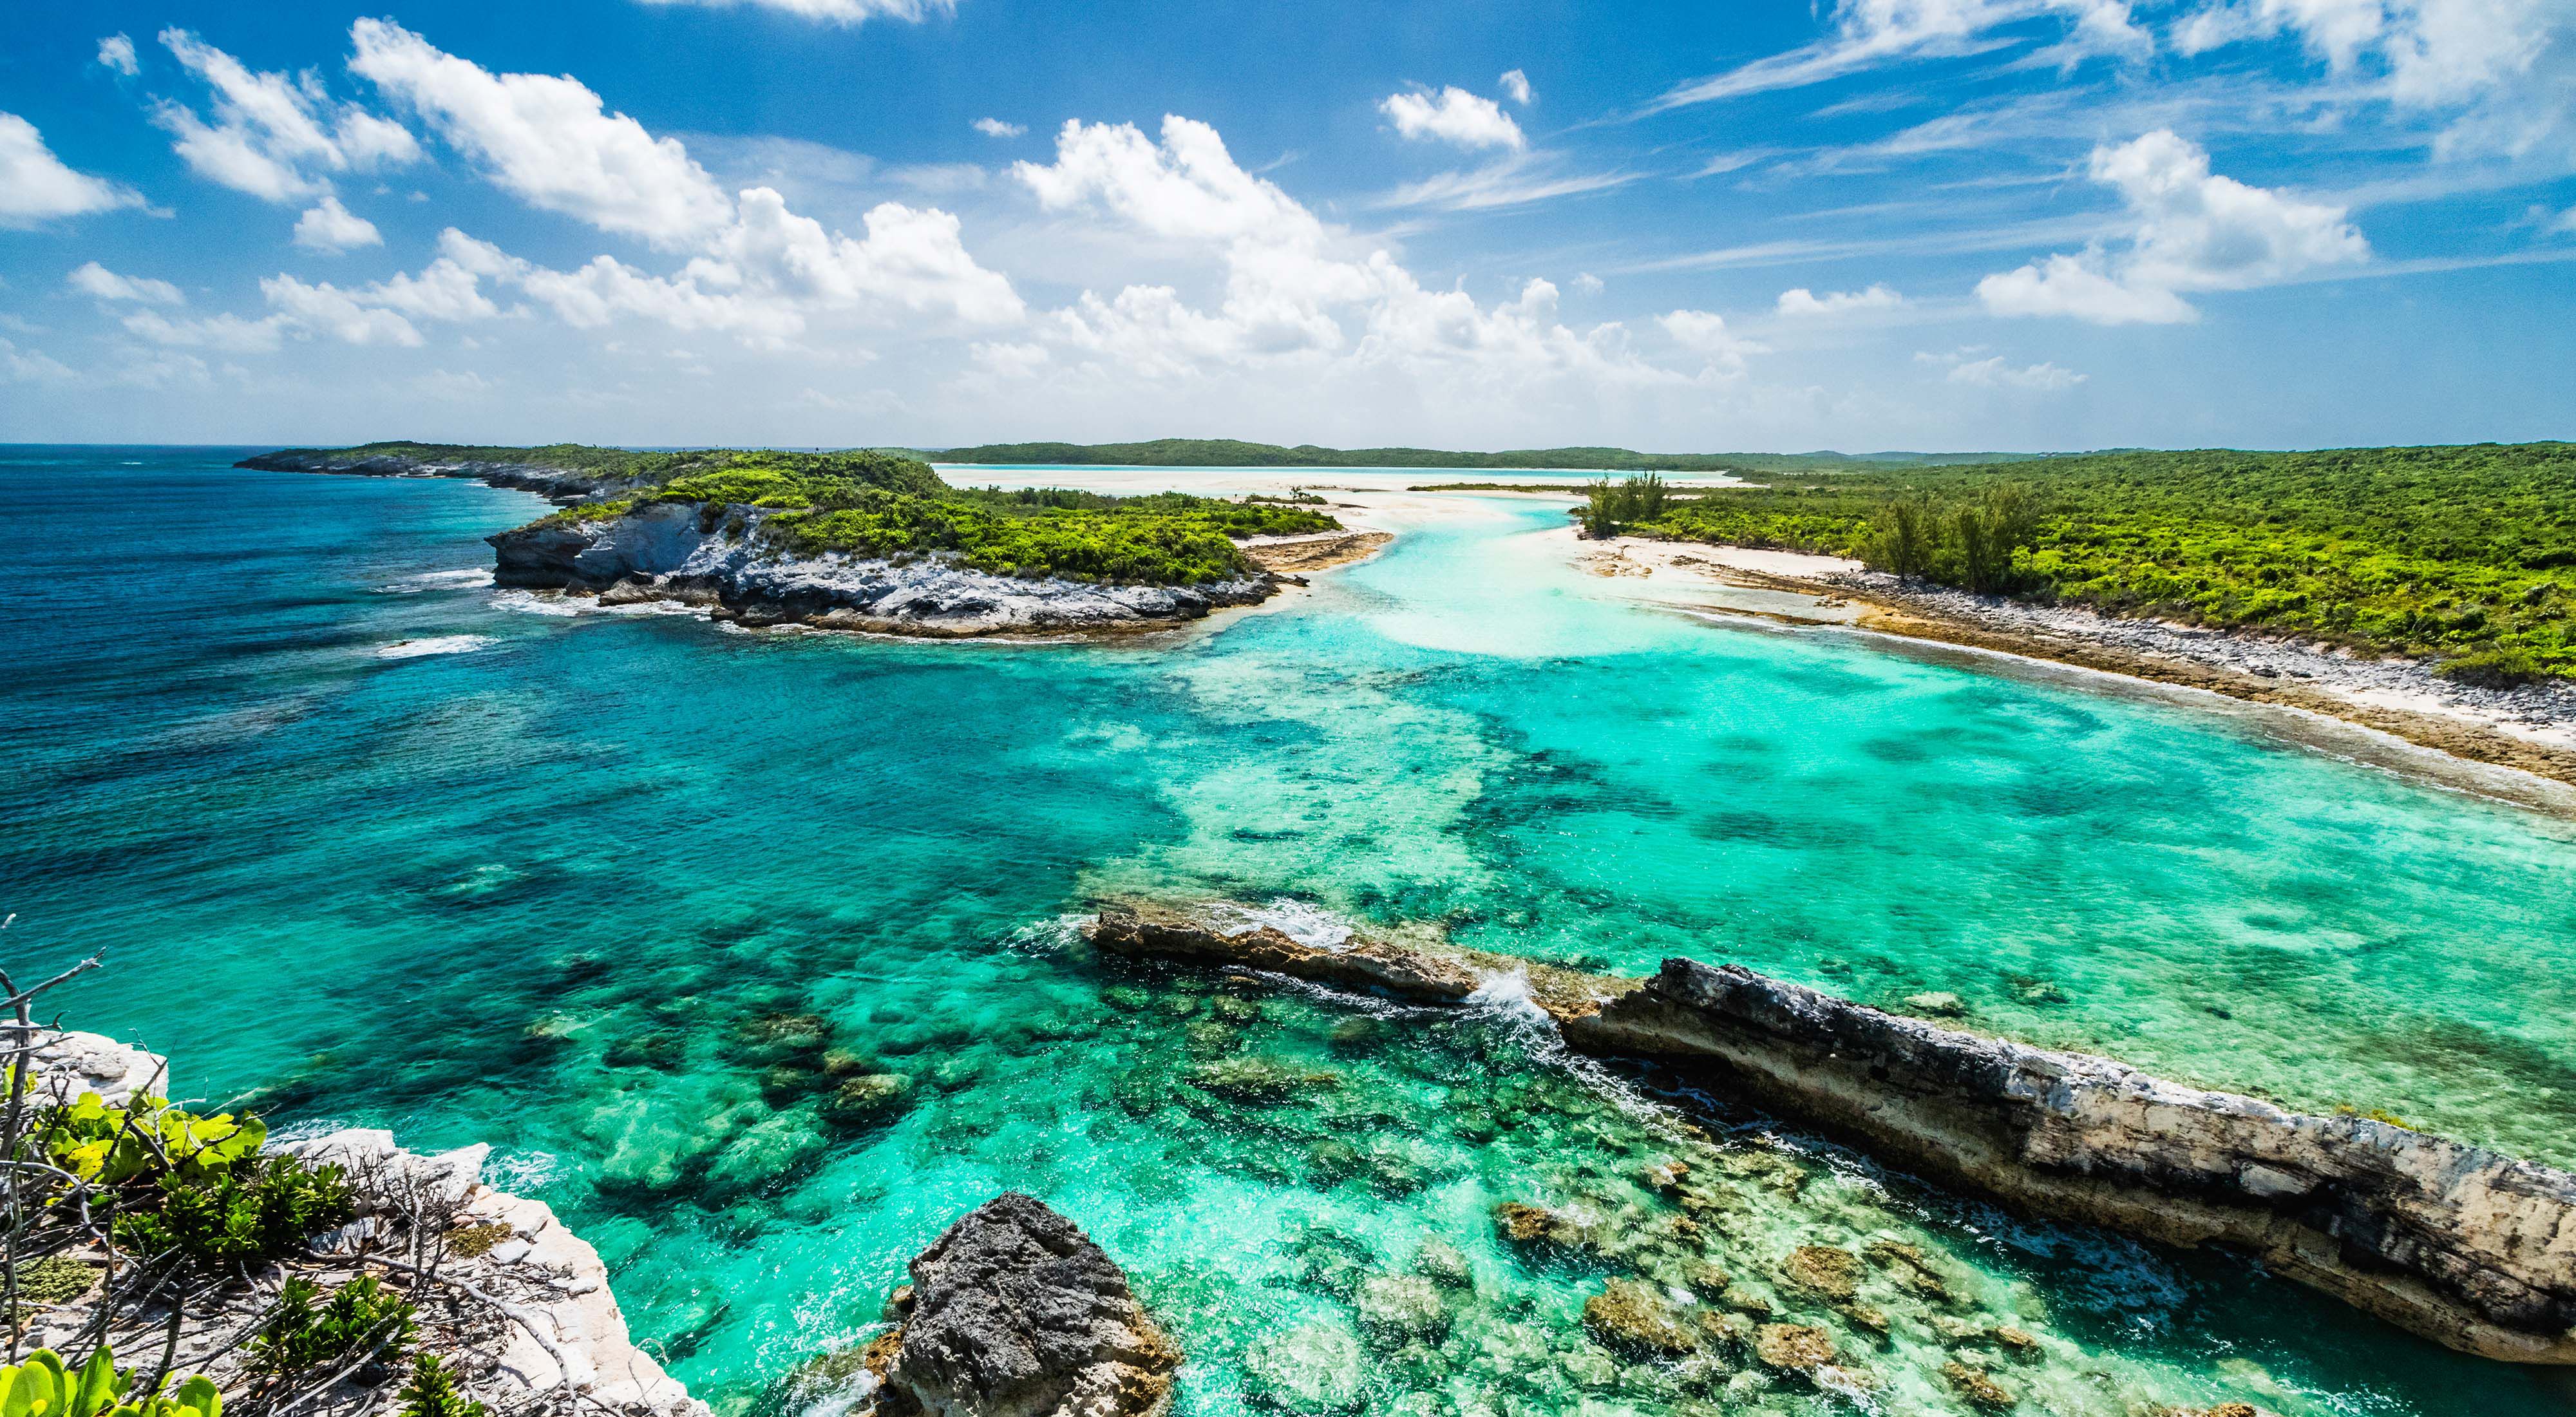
[3,0,2571,452]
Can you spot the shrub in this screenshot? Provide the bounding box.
[42,1091,266,1188]
[396,1355,487,1417]
[0,1346,221,1417]
[2435,645,2548,689]
[251,1275,416,1377]
[115,1154,354,1267]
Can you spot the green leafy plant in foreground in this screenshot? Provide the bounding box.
[41,1091,266,1188]
[251,1275,417,1378]
[395,1355,486,1417]
[0,1346,221,1417]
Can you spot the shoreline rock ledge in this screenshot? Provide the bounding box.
[859,1193,1182,1417]
[1088,904,2576,1366]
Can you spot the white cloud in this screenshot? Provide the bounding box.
[1658,310,1768,375]
[261,275,427,345]
[1573,272,1604,293]
[629,0,953,24]
[350,19,734,247]
[151,28,419,204]
[1777,283,1904,316]
[0,113,147,227]
[120,309,287,353]
[1013,115,1693,400]
[1920,347,2088,388]
[973,117,1026,138]
[98,34,140,76]
[293,193,383,252]
[1378,156,1639,211]
[1978,128,2367,323]
[1,339,79,384]
[2173,0,2547,106]
[972,340,1051,377]
[69,263,185,305]
[1499,69,1534,105]
[1656,0,2151,107]
[1379,87,1528,151]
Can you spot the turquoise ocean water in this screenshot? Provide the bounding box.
[5,447,2574,1416]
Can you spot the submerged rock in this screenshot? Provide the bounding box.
[1751,1324,1835,1373]
[1242,1319,1367,1414]
[1186,1055,1343,1103]
[1581,1279,1700,1358]
[863,1193,1180,1417]
[1780,1246,1861,1301]
[1942,1360,2019,1411]
[1356,1275,1451,1347]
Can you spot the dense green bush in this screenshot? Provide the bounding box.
[251,1276,415,1377]
[115,1154,354,1267]
[1631,443,2576,678]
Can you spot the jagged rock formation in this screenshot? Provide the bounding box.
[1086,904,2576,1365]
[491,502,1273,637]
[862,1193,1180,1417]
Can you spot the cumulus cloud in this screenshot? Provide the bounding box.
[1658,310,1768,375]
[151,28,419,204]
[1920,347,2087,388]
[1977,129,2367,323]
[69,263,185,305]
[1499,69,1534,105]
[1012,115,1694,399]
[1656,0,2152,108]
[119,309,288,353]
[350,19,730,247]
[0,113,147,227]
[1379,87,1527,151]
[293,193,383,252]
[98,34,140,76]
[972,117,1026,138]
[261,274,427,345]
[1777,283,1903,316]
[628,0,954,24]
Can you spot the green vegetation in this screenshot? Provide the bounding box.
[0,1348,222,1417]
[933,437,2040,474]
[114,1152,355,1267]
[395,1355,486,1417]
[1584,444,2576,680]
[520,450,1339,586]
[274,441,949,496]
[252,1276,416,1378]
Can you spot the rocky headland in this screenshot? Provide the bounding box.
[242,444,1351,638]
[1088,904,2576,1367]
[237,447,649,505]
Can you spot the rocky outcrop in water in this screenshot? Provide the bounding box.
[1086,904,2576,1365]
[862,1193,1180,1417]
[490,502,1274,637]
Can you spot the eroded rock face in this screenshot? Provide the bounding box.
[866,1194,1180,1417]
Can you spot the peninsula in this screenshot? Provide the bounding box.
[238,442,1359,636]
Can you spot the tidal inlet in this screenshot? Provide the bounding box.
[5,6,2576,1417]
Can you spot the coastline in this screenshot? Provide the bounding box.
[1574,528,2576,794]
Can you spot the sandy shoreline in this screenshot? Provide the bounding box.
[1571,528,2576,795]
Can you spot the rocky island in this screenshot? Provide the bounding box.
[238,442,1352,636]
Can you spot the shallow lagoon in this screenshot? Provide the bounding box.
[5,449,2574,1414]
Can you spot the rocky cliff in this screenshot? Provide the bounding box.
[491,502,1274,636]
[1087,904,2576,1365]
[859,1193,1180,1417]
